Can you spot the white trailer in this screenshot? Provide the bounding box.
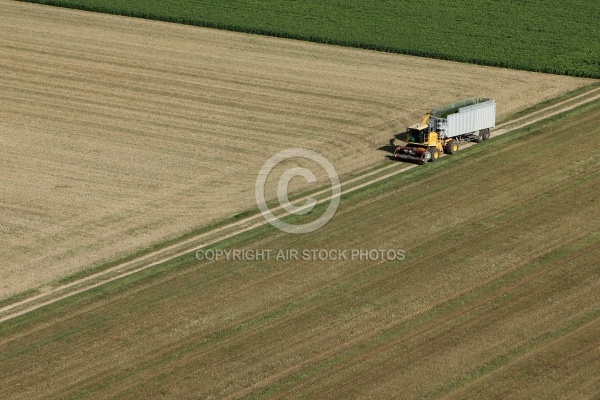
[429,98,496,142]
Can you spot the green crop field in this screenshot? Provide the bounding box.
[2,100,599,398]
[19,0,600,78]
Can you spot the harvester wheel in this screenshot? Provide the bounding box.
[430,147,440,161]
[444,140,458,154]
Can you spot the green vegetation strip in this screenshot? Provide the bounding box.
[18,0,600,78]
[0,289,40,310]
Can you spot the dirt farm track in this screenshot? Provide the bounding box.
[0,0,595,298]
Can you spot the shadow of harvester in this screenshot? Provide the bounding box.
[378,131,409,157]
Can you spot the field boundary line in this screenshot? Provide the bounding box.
[501,86,600,129]
[1,88,599,324]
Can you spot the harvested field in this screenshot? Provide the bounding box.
[0,0,595,298]
[1,100,599,399]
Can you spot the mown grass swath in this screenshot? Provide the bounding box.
[19,0,600,78]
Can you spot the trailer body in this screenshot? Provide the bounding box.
[429,98,496,139]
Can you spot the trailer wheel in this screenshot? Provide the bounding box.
[430,147,440,161]
[483,129,491,140]
[444,140,458,154]
[475,131,483,143]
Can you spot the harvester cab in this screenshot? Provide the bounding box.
[407,124,429,144]
[406,112,438,145]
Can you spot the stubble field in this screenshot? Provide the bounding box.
[0,0,595,298]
